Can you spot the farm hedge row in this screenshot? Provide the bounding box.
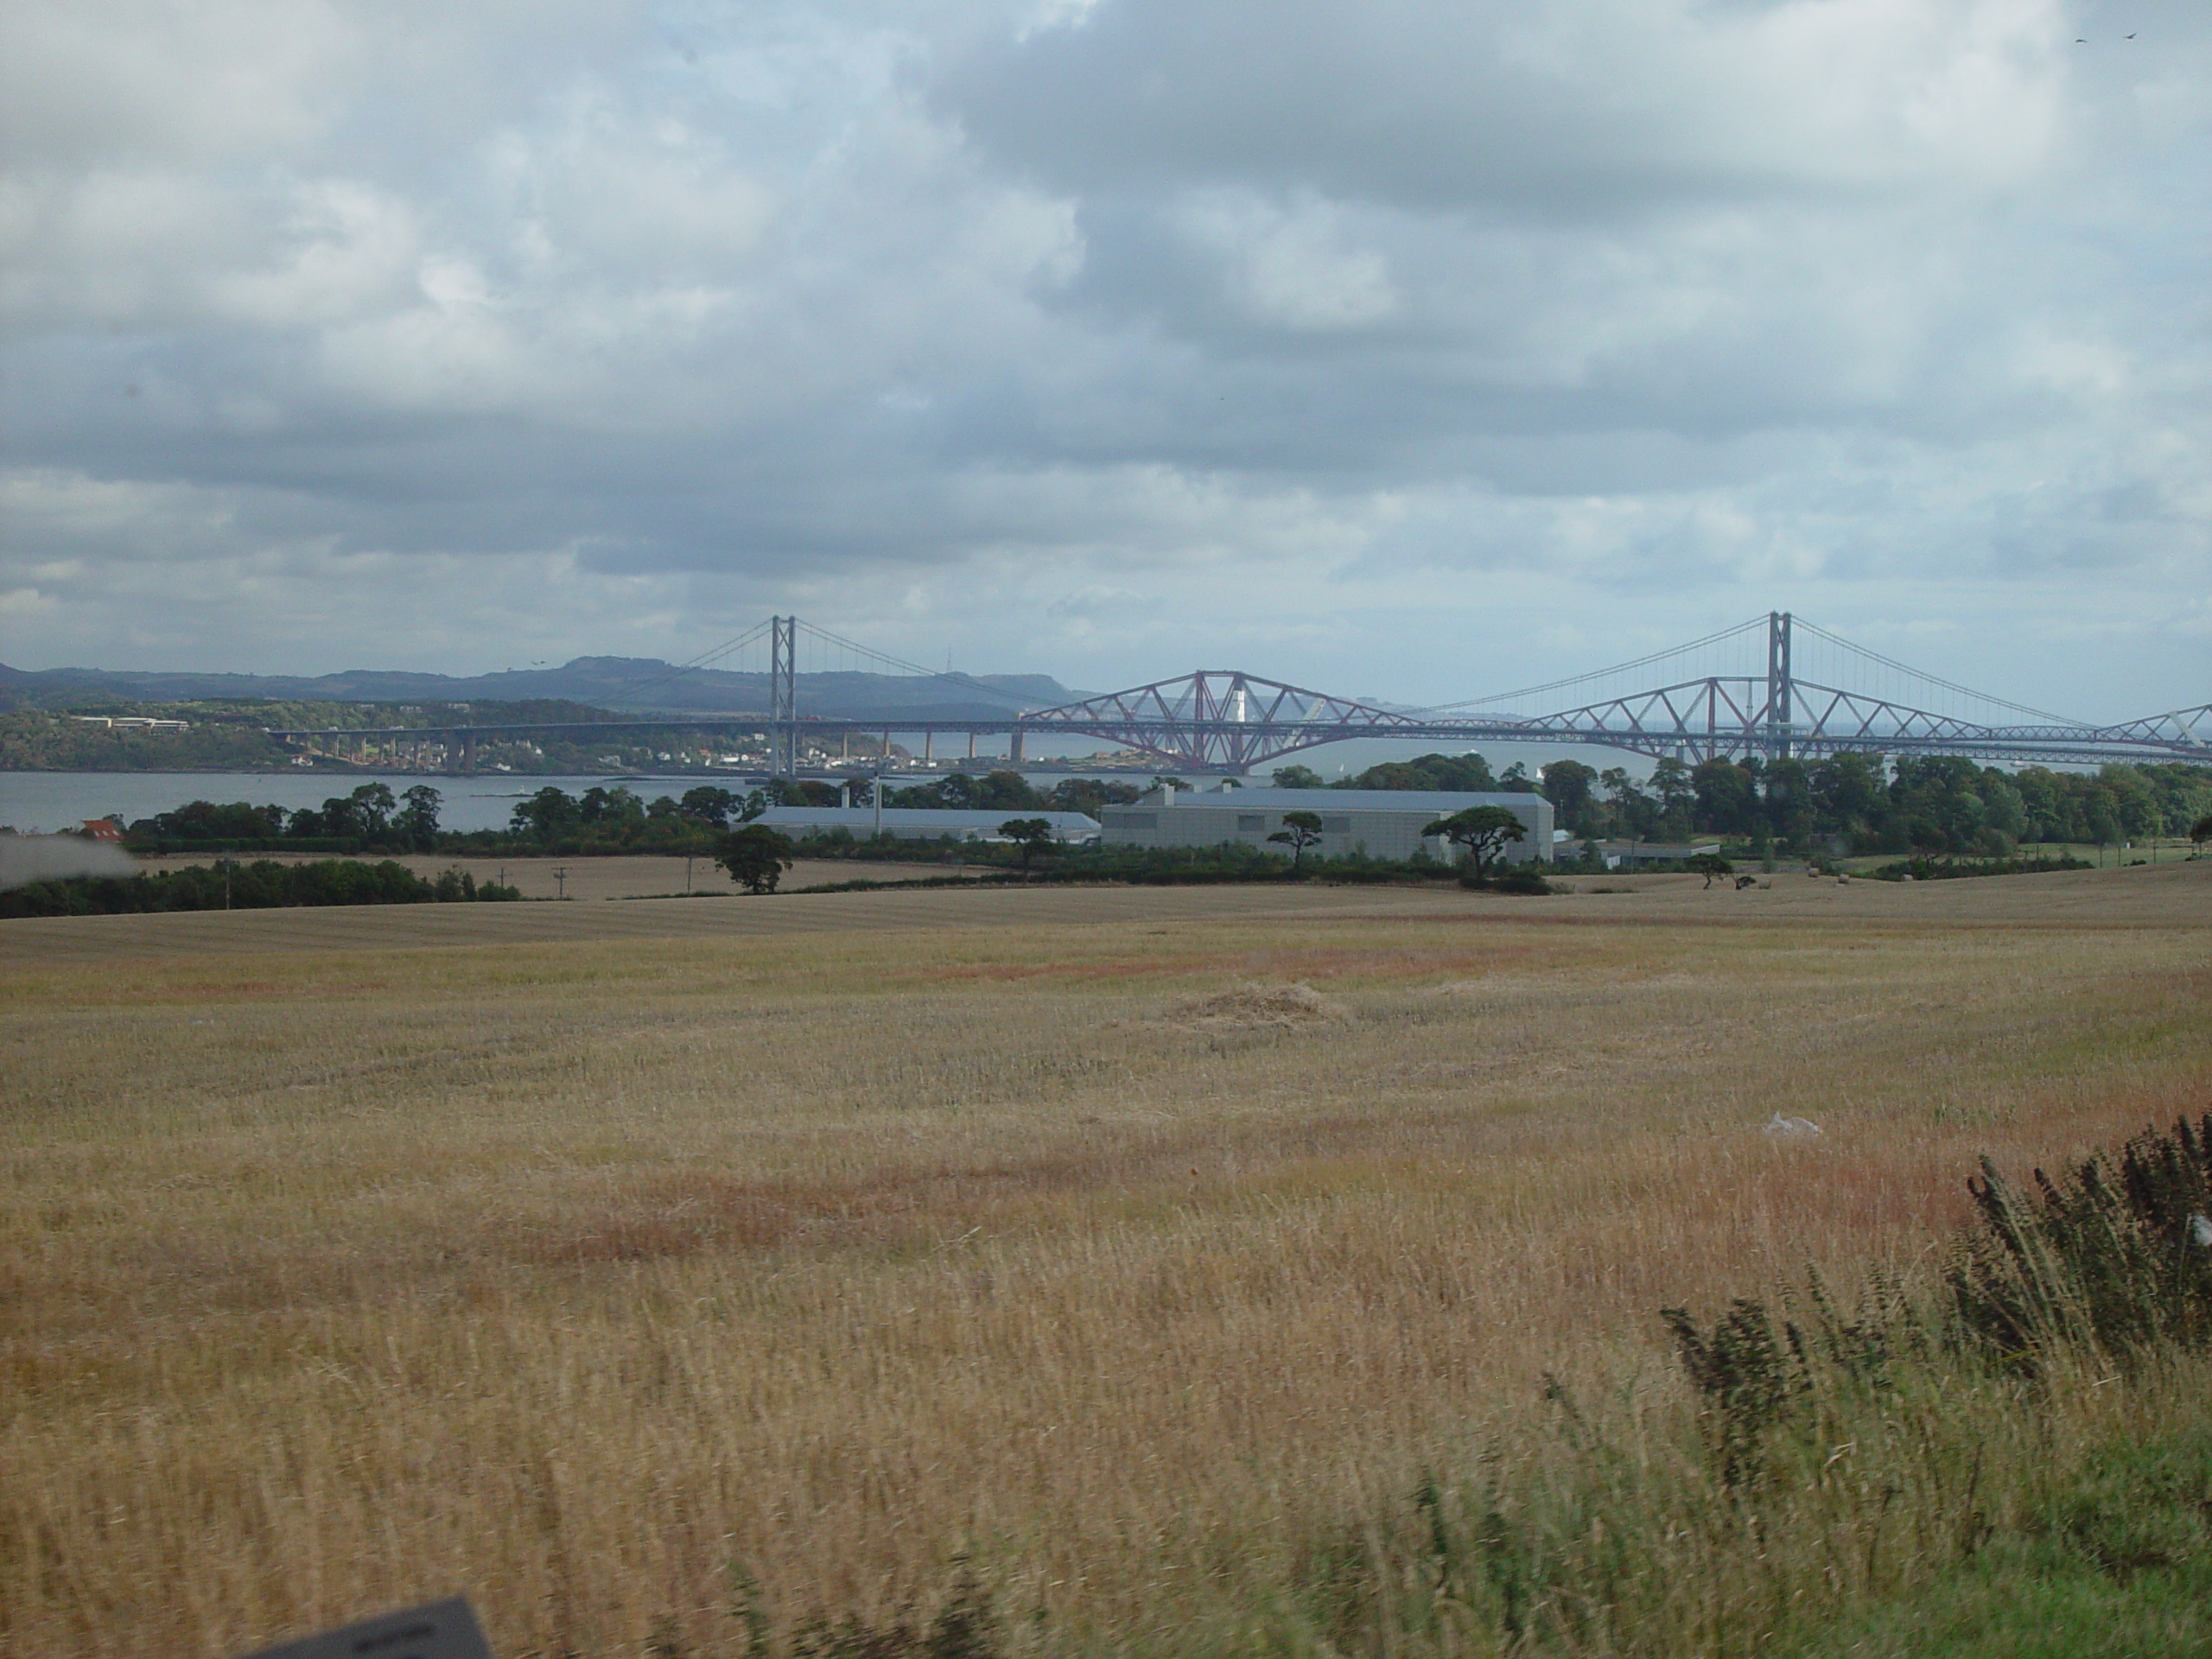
[0,860,522,918]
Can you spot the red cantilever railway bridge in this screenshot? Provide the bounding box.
[266,613,2209,776]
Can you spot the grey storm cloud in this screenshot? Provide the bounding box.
[947,0,2063,210]
[0,0,2205,709]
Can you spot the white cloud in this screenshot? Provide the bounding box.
[0,0,350,168]
[0,0,2203,728]
[1176,192,1397,331]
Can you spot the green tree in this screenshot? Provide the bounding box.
[1649,757,1696,838]
[1045,778,1142,816]
[976,770,1040,810]
[1271,765,1326,789]
[1343,753,1498,792]
[395,784,442,848]
[999,817,1055,868]
[1267,810,1325,868]
[1421,805,1527,880]
[1808,752,1885,846]
[715,824,796,894]
[679,785,741,827]
[2192,813,2212,856]
[510,786,582,841]
[1539,760,1600,836]
[1599,766,1656,839]
[579,785,647,830]
[143,799,287,842]
[352,782,396,836]
[1759,757,1814,849]
[1691,760,1758,836]
[1688,852,1734,888]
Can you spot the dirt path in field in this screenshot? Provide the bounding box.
[3,860,2205,963]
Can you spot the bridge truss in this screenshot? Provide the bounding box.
[264,613,2207,776]
[1011,615,2209,772]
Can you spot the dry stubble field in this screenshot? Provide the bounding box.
[3,867,2209,1656]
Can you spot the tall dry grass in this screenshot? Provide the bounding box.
[3,874,2209,1655]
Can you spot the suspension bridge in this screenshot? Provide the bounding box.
[267,613,2209,776]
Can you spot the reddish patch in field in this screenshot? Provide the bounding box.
[931,941,1557,988]
[534,1143,1190,1268]
[932,957,1232,984]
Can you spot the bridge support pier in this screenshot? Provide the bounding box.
[770,614,798,776]
[1008,727,1024,766]
[1766,610,1794,760]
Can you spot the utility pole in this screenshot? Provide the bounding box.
[770,614,798,777]
[1766,610,1795,761]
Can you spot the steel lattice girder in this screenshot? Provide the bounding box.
[1017,672,2211,770]
[1018,671,1431,769]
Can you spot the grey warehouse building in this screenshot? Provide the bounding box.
[754,806,1102,842]
[1099,786,1553,863]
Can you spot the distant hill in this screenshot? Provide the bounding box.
[0,657,1084,722]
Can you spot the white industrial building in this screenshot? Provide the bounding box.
[753,806,1101,843]
[1098,785,1554,863]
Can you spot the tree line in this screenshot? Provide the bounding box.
[1274,752,2212,856]
[111,753,2212,864]
[117,774,1147,857]
[0,859,521,918]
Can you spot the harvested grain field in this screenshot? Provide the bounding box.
[126,851,951,904]
[3,862,2209,1656]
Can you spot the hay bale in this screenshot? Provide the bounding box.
[1162,982,1349,1031]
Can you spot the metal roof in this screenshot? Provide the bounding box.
[1145,789,1547,813]
[754,807,1101,834]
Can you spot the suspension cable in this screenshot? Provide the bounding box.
[1414,615,1770,714]
[1791,620,2087,727]
[795,620,1044,709]
[607,620,776,706]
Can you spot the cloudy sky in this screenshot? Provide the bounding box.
[3,0,2206,717]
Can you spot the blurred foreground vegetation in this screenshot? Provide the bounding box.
[728,1117,2212,1656]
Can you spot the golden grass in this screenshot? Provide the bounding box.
[3,865,2209,1656]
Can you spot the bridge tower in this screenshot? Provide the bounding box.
[770,614,798,776]
[1766,611,1794,760]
